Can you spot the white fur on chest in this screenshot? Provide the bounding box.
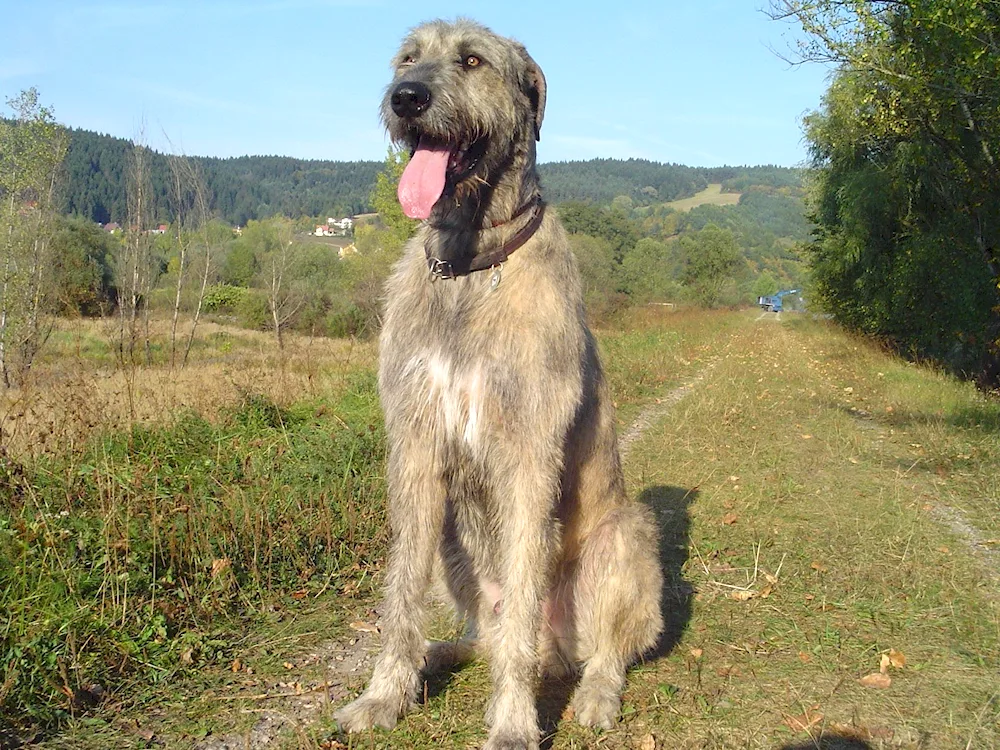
[408,351,485,446]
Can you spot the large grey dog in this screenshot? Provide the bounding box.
[335,19,663,749]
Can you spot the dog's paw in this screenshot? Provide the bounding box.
[482,730,540,750]
[571,681,620,730]
[335,694,402,732]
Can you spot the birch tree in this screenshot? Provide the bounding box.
[0,88,67,387]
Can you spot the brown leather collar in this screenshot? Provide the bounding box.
[425,196,546,280]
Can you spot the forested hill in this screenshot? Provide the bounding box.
[61,128,382,226]
[540,160,802,205]
[59,127,803,225]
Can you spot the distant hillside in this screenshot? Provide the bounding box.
[61,128,381,226]
[539,160,803,207]
[57,127,804,225]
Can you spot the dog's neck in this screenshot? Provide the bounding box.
[424,193,544,280]
[424,142,543,278]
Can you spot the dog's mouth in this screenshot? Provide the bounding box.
[397,133,489,220]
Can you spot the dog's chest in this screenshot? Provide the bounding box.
[403,350,487,446]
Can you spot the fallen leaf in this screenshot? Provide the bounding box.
[797,651,811,663]
[638,733,656,750]
[291,589,309,600]
[729,589,755,601]
[283,661,294,670]
[879,654,891,674]
[349,621,379,633]
[722,513,739,525]
[804,593,815,601]
[230,658,242,673]
[136,727,155,742]
[937,546,951,554]
[859,672,891,689]
[810,561,828,573]
[715,664,741,677]
[784,708,823,733]
[801,434,813,439]
[888,648,906,668]
[210,557,231,577]
[759,584,773,598]
[689,647,703,660]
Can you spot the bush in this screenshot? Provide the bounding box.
[236,289,270,330]
[203,284,249,313]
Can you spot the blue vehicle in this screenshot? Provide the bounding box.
[757,289,799,312]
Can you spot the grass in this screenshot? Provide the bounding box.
[2,310,999,748]
[664,184,742,213]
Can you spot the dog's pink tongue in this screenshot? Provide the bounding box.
[398,141,450,220]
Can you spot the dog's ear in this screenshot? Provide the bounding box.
[518,48,546,141]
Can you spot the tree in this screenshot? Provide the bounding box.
[772,0,1000,383]
[0,88,67,387]
[113,129,159,370]
[679,224,741,307]
[557,202,640,263]
[48,216,115,315]
[569,233,626,322]
[369,148,417,250]
[752,271,780,300]
[620,237,681,304]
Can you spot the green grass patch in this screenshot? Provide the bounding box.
[0,372,387,735]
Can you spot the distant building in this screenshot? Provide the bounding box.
[149,224,168,235]
[104,222,121,233]
[317,218,354,236]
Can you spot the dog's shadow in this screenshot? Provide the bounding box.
[421,485,695,747]
[642,484,697,661]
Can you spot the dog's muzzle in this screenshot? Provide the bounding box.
[391,81,432,118]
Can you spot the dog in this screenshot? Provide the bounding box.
[335,19,663,749]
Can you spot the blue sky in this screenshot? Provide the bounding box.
[0,0,832,167]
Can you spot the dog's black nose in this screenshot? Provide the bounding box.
[390,81,432,117]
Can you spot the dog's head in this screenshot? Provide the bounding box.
[382,19,546,221]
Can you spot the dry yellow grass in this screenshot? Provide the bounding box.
[0,317,376,459]
[665,183,742,212]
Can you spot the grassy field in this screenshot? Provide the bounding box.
[2,310,998,749]
[664,184,742,213]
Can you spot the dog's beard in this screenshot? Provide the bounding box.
[426,194,484,266]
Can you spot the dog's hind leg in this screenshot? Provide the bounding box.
[335,443,447,732]
[570,504,663,729]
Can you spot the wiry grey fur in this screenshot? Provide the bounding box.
[335,19,663,750]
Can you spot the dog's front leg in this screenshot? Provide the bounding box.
[336,442,446,732]
[483,456,559,750]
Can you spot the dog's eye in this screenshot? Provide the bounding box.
[463,55,482,69]
[401,55,416,65]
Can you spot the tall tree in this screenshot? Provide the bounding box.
[0,88,67,387]
[679,224,741,308]
[773,0,1000,383]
